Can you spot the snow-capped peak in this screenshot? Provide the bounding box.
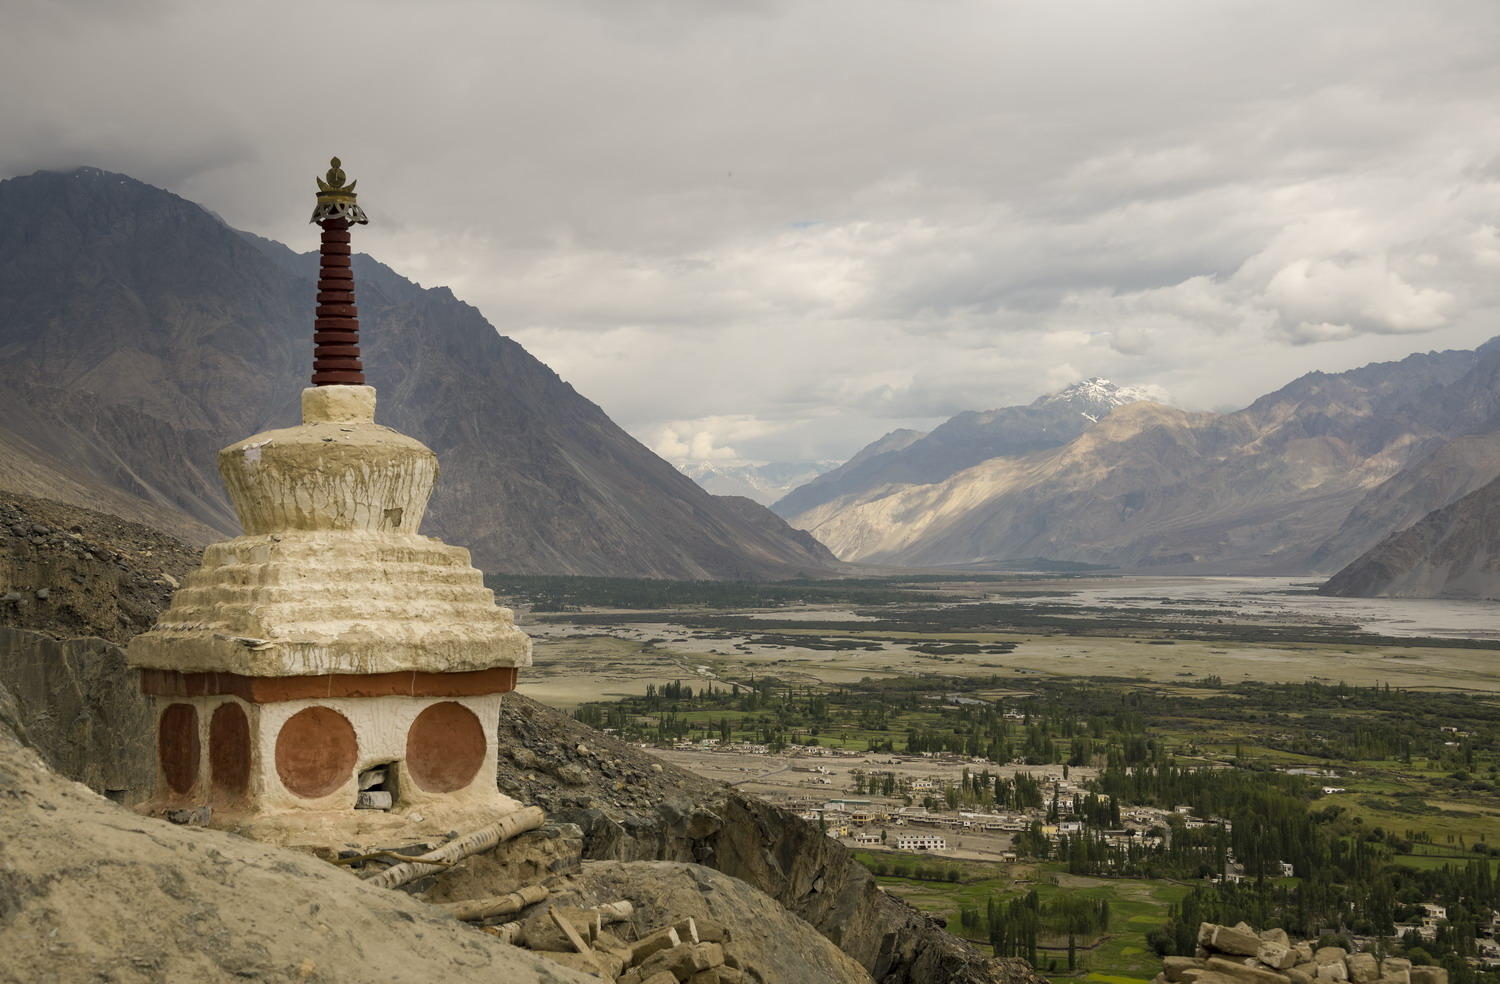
[1033,377,1163,412]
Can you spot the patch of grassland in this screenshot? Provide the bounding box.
[850,853,1186,981]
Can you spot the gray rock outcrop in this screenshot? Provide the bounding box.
[0,491,198,799]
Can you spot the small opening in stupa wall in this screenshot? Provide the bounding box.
[356,763,397,811]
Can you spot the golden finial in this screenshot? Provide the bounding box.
[311,155,368,225]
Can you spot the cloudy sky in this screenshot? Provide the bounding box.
[6,0,1500,469]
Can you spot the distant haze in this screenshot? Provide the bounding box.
[5,0,1500,467]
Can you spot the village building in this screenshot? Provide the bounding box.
[824,798,874,816]
[896,834,948,852]
[126,160,532,845]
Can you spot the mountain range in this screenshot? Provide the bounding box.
[5,167,1496,594]
[775,349,1500,576]
[0,167,837,579]
[774,378,1160,521]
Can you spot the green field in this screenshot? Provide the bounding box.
[852,853,1188,981]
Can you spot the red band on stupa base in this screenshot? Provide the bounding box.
[139,667,519,703]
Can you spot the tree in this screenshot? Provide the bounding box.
[1045,893,1109,970]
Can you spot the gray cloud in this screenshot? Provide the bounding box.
[4,0,1500,467]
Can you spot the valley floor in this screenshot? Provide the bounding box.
[495,572,1500,983]
[510,574,1500,709]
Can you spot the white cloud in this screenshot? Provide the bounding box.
[649,414,792,467]
[651,427,740,466]
[1263,254,1454,341]
[4,0,1500,463]
[1044,363,1084,391]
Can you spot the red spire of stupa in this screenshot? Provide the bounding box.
[309,157,370,386]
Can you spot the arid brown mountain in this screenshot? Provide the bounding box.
[1308,431,1500,572]
[1321,473,1500,601]
[772,428,927,518]
[774,379,1157,520]
[788,346,1500,573]
[0,167,836,578]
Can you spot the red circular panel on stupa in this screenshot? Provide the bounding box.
[209,702,251,799]
[275,706,357,799]
[158,703,199,794]
[405,701,486,793]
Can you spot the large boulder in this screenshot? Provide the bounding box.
[1259,942,1297,970]
[1211,924,1265,957]
[1346,953,1380,983]
[1381,958,1413,984]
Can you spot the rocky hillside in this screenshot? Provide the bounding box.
[497,694,1040,984]
[0,491,199,798]
[0,490,198,645]
[0,711,606,984]
[0,166,836,579]
[0,683,898,984]
[786,345,1499,573]
[1321,472,1500,601]
[774,378,1156,520]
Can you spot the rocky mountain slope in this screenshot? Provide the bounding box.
[787,346,1499,573]
[1308,431,1500,571]
[774,379,1155,520]
[1321,472,1500,601]
[0,167,835,579]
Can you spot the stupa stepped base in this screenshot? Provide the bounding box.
[130,530,532,678]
